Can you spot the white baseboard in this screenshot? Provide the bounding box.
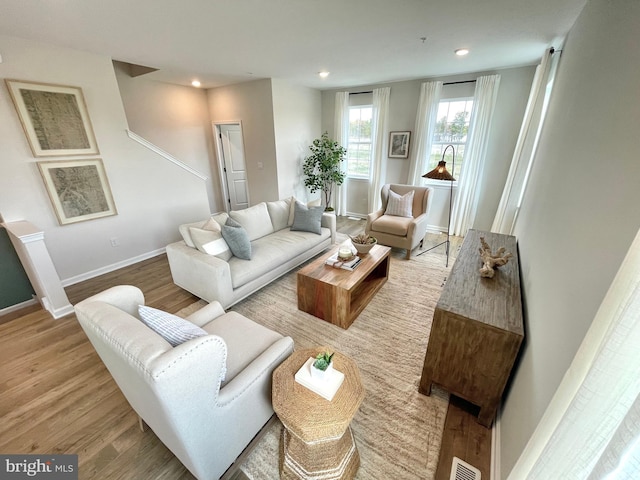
[0,297,38,317]
[61,248,166,287]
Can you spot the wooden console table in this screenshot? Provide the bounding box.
[419,229,523,427]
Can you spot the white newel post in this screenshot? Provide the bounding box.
[2,221,73,319]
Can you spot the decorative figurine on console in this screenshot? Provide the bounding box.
[478,236,512,278]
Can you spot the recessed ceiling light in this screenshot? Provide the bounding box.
[455,48,470,56]
[318,71,330,78]
[191,80,201,87]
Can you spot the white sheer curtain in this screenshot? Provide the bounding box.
[333,91,350,215]
[450,74,501,236]
[509,227,640,479]
[408,81,442,185]
[491,48,561,234]
[368,87,390,212]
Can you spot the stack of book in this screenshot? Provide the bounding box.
[294,357,345,401]
[325,253,362,271]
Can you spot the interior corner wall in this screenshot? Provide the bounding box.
[320,66,534,228]
[206,79,279,205]
[0,35,211,283]
[271,79,321,201]
[113,61,222,213]
[500,0,640,475]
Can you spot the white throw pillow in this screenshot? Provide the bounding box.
[385,190,414,217]
[189,227,233,261]
[138,305,207,347]
[266,197,293,232]
[229,202,274,241]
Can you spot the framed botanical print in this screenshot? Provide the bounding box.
[37,159,117,225]
[5,79,100,157]
[388,131,411,159]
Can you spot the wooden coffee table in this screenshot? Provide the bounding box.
[272,347,365,480]
[297,244,391,329]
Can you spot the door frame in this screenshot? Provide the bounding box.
[213,120,250,213]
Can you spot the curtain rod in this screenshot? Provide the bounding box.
[443,79,476,86]
[349,79,477,93]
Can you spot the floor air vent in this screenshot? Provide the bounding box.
[450,456,481,480]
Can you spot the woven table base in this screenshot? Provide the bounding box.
[279,426,360,480]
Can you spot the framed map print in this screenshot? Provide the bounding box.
[5,79,99,157]
[37,159,117,225]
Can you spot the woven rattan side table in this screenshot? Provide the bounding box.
[272,347,365,480]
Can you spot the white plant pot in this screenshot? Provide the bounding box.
[310,361,333,381]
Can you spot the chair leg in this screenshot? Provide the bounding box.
[138,415,149,432]
[405,248,411,260]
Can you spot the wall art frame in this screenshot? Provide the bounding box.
[37,158,117,225]
[5,79,99,157]
[388,131,411,159]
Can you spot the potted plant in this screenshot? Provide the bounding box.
[302,132,347,212]
[310,351,334,380]
[349,233,378,255]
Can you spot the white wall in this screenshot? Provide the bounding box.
[320,65,535,228]
[207,79,279,205]
[501,0,640,475]
[113,61,222,213]
[0,35,211,282]
[271,79,321,201]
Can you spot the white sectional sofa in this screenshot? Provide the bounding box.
[166,197,336,309]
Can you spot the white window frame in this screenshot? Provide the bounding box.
[424,96,474,184]
[346,105,373,179]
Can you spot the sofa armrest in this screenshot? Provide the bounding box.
[365,209,384,233]
[184,301,226,327]
[321,212,336,244]
[408,212,428,238]
[166,241,235,308]
[217,336,294,406]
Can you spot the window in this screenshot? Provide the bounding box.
[428,98,473,179]
[347,106,373,178]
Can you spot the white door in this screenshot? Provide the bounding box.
[217,123,249,211]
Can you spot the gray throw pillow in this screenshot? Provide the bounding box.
[221,217,252,260]
[291,200,323,235]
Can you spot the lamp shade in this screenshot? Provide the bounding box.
[423,160,455,181]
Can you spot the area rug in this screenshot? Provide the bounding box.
[179,245,452,479]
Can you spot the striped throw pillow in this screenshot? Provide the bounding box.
[385,190,414,217]
[138,305,207,347]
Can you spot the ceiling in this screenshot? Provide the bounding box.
[0,0,587,90]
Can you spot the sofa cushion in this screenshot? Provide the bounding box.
[371,214,411,236]
[385,189,414,217]
[267,196,294,232]
[138,305,208,347]
[189,227,233,261]
[221,217,252,260]
[229,202,274,241]
[203,311,282,385]
[291,201,323,235]
[228,226,331,289]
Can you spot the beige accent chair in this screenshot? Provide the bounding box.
[74,285,294,480]
[365,184,433,259]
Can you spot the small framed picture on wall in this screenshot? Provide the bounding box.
[388,131,411,158]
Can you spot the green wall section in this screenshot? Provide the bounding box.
[0,227,35,309]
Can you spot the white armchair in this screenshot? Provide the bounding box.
[74,285,294,480]
[365,184,433,259]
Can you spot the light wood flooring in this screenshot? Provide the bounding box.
[0,217,490,479]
